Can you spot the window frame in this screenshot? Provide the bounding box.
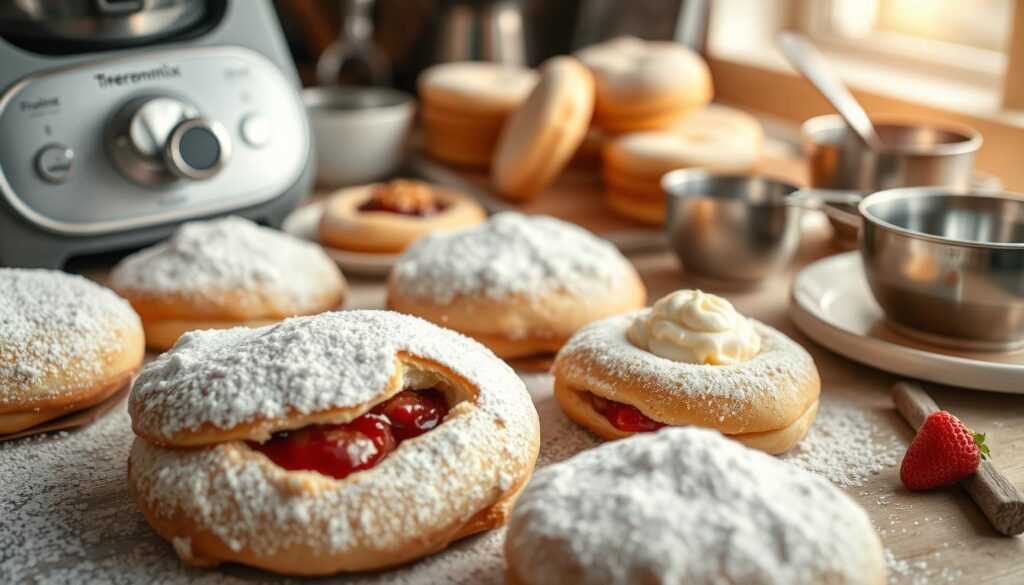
[796,0,1009,88]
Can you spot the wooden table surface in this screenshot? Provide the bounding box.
[3,161,1023,584]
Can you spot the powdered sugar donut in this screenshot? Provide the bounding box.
[128,310,540,575]
[505,427,886,585]
[575,36,712,132]
[553,290,819,454]
[386,213,646,368]
[111,216,347,350]
[0,269,144,434]
[318,180,486,254]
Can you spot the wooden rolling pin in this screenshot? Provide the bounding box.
[892,381,1024,536]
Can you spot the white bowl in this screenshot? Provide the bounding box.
[303,86,415,187]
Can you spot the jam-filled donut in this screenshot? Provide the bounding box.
[111,216,347,350]
[127,310,540,575]
[553,289,819,454]
[386,213,646,369]
[318,179,487,254]
[0,269,144,435]
[505,427,886,585]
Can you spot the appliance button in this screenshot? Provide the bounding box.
[36,144,76,183]
[240,114,271,147]
[166,119,231,180]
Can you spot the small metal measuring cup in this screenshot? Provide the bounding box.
[803,114,983,246]
[662,170,859,285]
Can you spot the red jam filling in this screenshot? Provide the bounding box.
[249,389,450,479]
[357,180,443,217]
[591,394,665,433]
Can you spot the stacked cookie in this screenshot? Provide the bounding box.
[576,36,713,133]
[419,62,538,167]
[602,104,764,224]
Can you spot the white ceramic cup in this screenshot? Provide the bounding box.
[303,86,416,187]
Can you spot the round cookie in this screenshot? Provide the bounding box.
[0,269,144,435]
[386,213,646,368]
[128,310,540,574]
[418,61,538,117]
[318,180,487,254]
[505,427,887,585]
[603,190,667,226]
[492,56,595,200]
[575,36,712,132]
[602,107,763,180]
[111,216,347,351]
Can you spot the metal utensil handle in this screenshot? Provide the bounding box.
[788,189,863,210]
[777,31,885,151]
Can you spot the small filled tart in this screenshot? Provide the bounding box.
[505,427,886,585]
[386,213,646,369]
[318,179,487,254]
[127,310,540,575]
[553,289,820,454]
[111,216,347,351]
[0,269,144,435]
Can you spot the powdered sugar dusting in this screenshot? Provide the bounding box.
[507,427,885,585]
[0,375,594,583]
[554,312,818,430]
[783,396,905,487]
[390,213,637,304]
[0,268,141,405]
[130,310,532,442]
[110,216,344,312]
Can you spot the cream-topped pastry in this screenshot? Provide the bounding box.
[628,289,761,365]
[552,290,820,453]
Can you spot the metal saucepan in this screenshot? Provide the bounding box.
[859,187,1024,351]
[803,114,983,246]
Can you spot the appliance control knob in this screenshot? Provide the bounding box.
[165,119,231,180]
[107,96,230,185]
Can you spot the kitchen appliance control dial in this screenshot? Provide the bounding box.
[107,96,231,186]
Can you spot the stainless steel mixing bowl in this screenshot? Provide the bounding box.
[859,188,1024,350]
[662,170,803,285]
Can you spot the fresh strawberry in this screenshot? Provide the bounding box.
[900,410,990,491]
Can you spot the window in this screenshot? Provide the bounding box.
[799,0,1014,84]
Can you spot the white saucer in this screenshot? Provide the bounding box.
[790,252,1024,394]
[281,201,399,278]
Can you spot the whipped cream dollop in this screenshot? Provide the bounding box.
[628,289,761,365]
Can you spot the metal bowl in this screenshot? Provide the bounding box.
[859,188,1024,350]
[662,170,803,285]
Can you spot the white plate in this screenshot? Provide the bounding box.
[790,252,1024,394]
[281,201,399,278]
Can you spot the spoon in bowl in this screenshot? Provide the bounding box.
[777,31,885,152]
